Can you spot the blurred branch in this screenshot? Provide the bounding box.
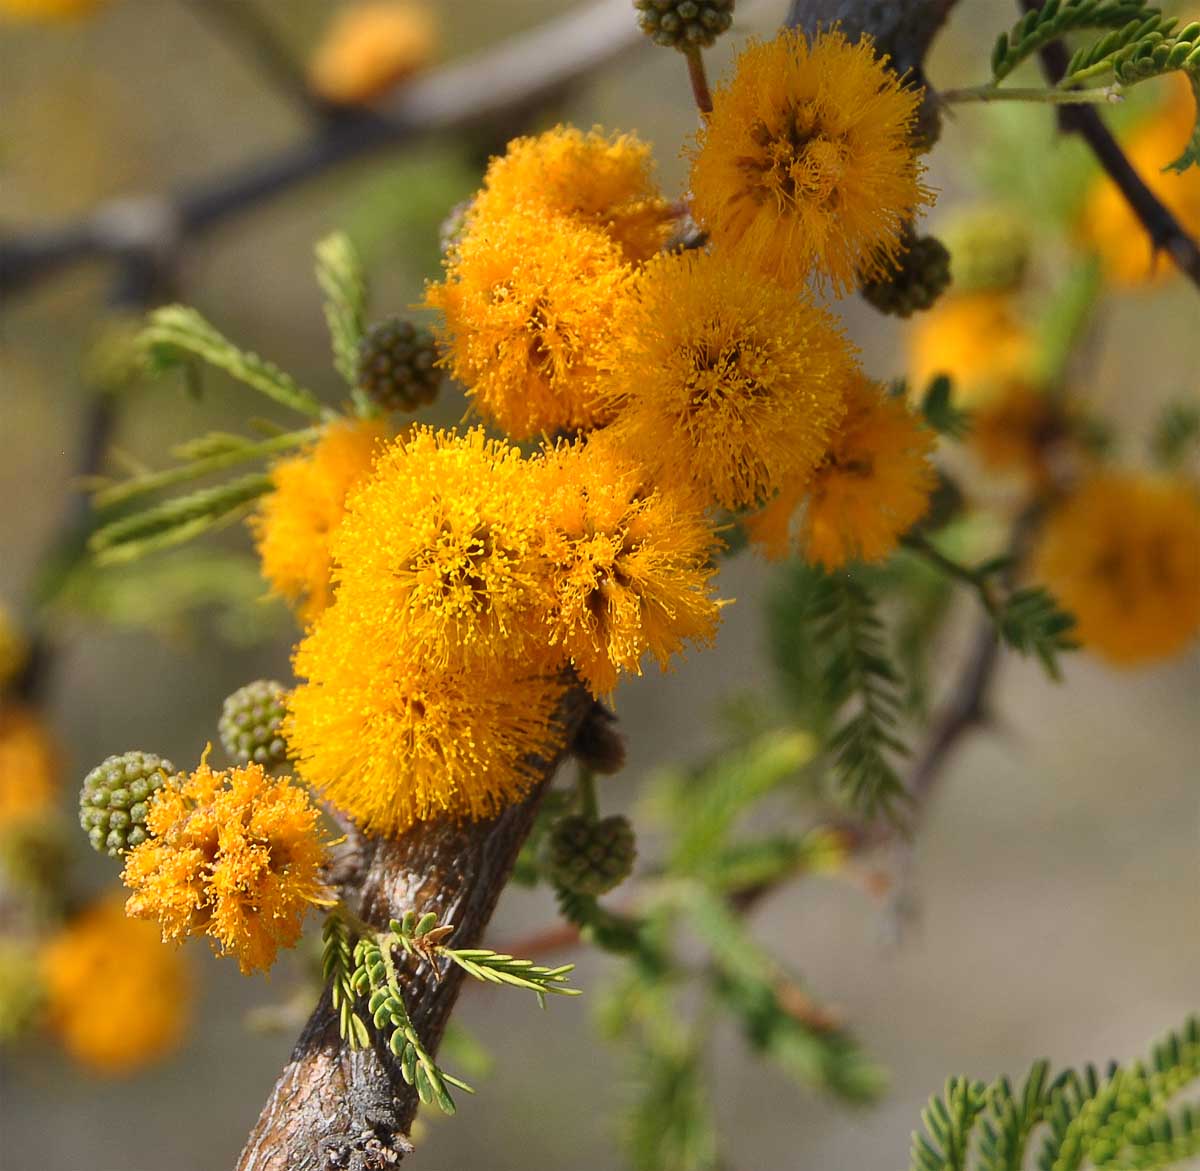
[180,0,337,126]
[0,0,641,303]
[1018,0,1200,290]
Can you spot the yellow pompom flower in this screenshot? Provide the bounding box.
[749,374,937,568]
[689,29,930,293]
[0,705,59,831]
[309,2,437,106]
[328,426,553,670]
[42,897,190,1076]
[466,126,674,263]
[908,290,1034,401]
[603,251,853,511]
[1079,77,1200,287]
[426,210,632,439]
[122,757,332,975]
[1033,472,1200,665]
[252,418,390,625]
[288,603,567,835]
[0,0,104,21]
[537,439,722,697]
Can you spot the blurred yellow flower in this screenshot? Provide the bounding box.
[969,381,1062,482]
[309,2,437,106]
[1033,471,1200,665]
[689,29,929,294]
[122,758,331,975]
[0,0,104,21]
[603,250,853,510]
[749,374,937,568]
[908,290,1034,402]
[467,125,674,263]
[537,438,721,697]
[289,605,566,834]
[42,897,190,1076]
[0,705,58,831]
[427,210,632,438]
[1079,77,1200,287]
[252,418,390,625]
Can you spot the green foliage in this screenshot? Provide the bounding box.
[991,2,1162,82]
[910,1018,1200,1171]
[314,232,369,395]
[141,305,325,419]
[88,472,272,565]
[1151,399,1200,468]
[806,573,911,819]
[922,375,973,439]
[350,934,472,1115]
[323,909,369,1051]
[996,587,1078,679]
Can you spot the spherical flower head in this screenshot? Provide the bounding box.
[288,603,567,835]
[749,374,937,568]
[0,705,59,831]
[1079,76,1200,287]
[41,896,191,1076]
[689,29,930,294]
[468,126,673,263]
[1033,471,1200,665]
[603,250,854,511]
[908,290,1034,404]
[0,0,105,21]
[329,426,554,670]
[537,439,722,696]
[425,210,633,439]
[122,758,332,975]
[969,381,1063,483]
[308,2,437,106]
[252,418,390,625]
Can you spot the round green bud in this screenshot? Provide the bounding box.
[860,232,952,318]
[218,679,289,767]
[545,814,636,896]
[634,0,735,50]
[79,751,175,857]
[356,318,442,415]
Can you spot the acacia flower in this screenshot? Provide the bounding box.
[603,250,853,511]
[749,374,937,568]
[425,210,632,438]
[0,704,59,831]
[41,896,191,1075]
[308,2,437,106]
[328,426,553,670]
[122,757,332,975]
[466,125,674,263]
[1033,471,1200,665]
[252,418,390,625]
[288,603,567,835]
[537,439,722,696]
[689,29,930,294]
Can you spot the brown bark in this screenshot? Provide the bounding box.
[237,687,591,1171]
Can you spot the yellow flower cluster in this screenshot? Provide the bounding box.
[0,0,104,22]
[253,418,390,625]
[308,2,437,107]
[122,757,332,974]
[0,704,59,831]
[283,29,939,837]
[287,428,720,834]
[1033,472,1200,666]
[42,897,191,1076]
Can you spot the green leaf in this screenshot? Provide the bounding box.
[997,587,1078,679]
[88,473,272,565]
[1165,70,1200,173]
[1151,399,1200,468]
[921,375,972,439]
[141,305,324,419]
[314,232,369,390]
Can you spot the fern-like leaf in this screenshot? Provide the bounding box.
[996,587,1078,680]
[912,1077,990,1171]
[314,232,368,390]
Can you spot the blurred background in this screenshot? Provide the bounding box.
[1,1,1198,1168]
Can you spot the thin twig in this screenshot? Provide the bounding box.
[1018,0,1200,290]
[180,0,336,125]
[684,46,713,115]
[940,83,1120,105]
